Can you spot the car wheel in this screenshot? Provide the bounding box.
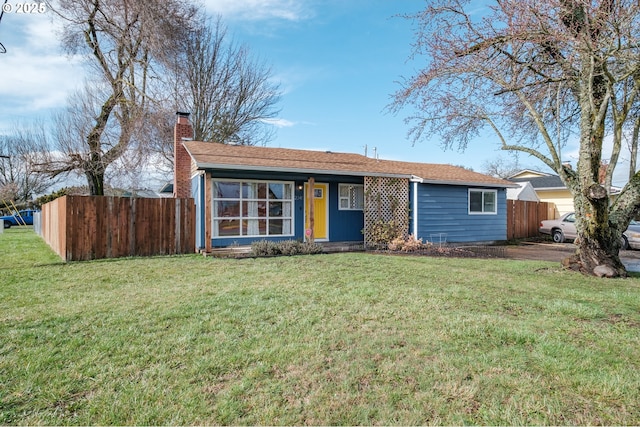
[621,235,630,250]
[552,229,565,243]
[3,222,10,229]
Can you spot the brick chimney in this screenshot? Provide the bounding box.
[174,112,194,199]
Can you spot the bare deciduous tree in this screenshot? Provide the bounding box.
[0,122,58,205]
[482,155,524,179]
[47,84,149,191]
[43,0,198,195]
[391,0,640,277]
[169,15,281,145]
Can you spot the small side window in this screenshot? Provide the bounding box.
[468,189,498,215]
[338,184,364,210]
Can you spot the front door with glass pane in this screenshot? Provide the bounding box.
[304,183,328,240]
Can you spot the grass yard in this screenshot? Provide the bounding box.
[1,228,640,425]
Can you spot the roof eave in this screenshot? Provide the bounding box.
[195,162,410,179]
[411,176,518,188]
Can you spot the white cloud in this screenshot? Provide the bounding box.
[1,51,82,109]
[0,10,83,124]
[262,118,295,128]
[273,64,332,96]
[204,0,314,22]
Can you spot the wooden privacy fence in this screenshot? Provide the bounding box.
[506,200,555,240]
[39,196,195,261]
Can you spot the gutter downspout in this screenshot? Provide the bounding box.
[412,181,419,237]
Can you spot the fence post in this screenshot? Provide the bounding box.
[128,198,136,257]
[175,198,181,255]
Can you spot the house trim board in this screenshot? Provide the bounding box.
[195,162,408,179]
[410,176,517,189]
[412,181,419,237]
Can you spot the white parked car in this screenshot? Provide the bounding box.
[539,212,640,249]
[623,221,640,249]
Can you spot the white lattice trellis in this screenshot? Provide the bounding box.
[363,176,409,247]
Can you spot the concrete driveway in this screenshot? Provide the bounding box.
[505,242,640,272]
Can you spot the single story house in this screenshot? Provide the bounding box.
[508,170,572,217]
[173,113,516,250]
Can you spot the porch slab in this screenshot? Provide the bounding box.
[319,241,365,253]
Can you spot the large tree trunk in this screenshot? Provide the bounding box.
[86,168,105,196]
[564,230,627,278]
[631,117,640,181]
[563,52,627,277]
[564,189,627,277]
[569,238,627,278]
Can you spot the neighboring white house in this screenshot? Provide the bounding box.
[506,181,540,202]
[508,170,572,217]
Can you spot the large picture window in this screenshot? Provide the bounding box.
[212,180,294,237]
[469,189,497,215]
[339,184,364,210]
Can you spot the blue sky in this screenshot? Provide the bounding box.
[203,0,513,172]
[1,0,630,187]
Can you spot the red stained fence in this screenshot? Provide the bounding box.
[506,200,555,240]
[39,196,195,261]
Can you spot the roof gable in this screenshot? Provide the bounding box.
[508,169,553,179]
[507,182,540,201]
[183,141,513,187]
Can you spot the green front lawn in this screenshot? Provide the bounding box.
[1,228,639,425]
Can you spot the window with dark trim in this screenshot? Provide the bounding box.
[212,179,294,237]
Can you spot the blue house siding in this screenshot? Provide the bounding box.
[197,169,364,247]
[414,183,507,243]
[326,181,365,241]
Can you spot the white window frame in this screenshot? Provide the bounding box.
[338,183,364,211]
[212,178,295,238]
[468,189,497,215]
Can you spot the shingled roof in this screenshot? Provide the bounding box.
[509,175,566,189]
[183,141,514,188]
